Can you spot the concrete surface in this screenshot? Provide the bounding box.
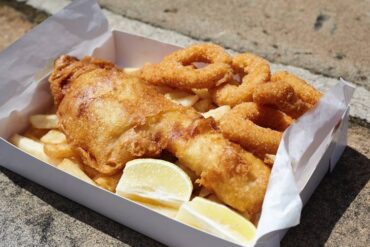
[99,0,370,91]
[22,0,370,125]
[0,5,32,51]
[0,1,369,247]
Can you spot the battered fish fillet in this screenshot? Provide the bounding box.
[49,56,270,219]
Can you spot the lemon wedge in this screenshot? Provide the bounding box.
[176,197,256,246]
[116,159,193,208]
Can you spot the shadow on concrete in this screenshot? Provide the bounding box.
[0,167,164,247]
[282,146,370,246]
[2,145,368,247]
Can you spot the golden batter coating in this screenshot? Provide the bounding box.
[219,102,293,158]
[211,53,271,106]
[271,71,322,105]
[253,81,313,119]
[140,43,233,89]
[49,55,270,220]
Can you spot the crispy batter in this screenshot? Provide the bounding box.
[253,81,313,118]
[50,56,176,175]
[49,56,270,219]
[165,116,270,219]
[140,43,233,89]
[272,71,322,105]
[211,53,271,106]
[219,102,292,158]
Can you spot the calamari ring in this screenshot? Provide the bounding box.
[211,53,271,106]
[272,71,322,105]
[218,102,293,157]
[140,43,233,89]
[253,81,313,119]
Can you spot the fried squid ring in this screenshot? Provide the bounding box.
[211,53,271,106]
[272,71,322,105]
[253,81,313,119]
[218,102,293,158]
[140,43,233,89]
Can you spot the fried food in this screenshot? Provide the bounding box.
[164,90,199,107]
[57,158,96,185]
[253,81,313,119]
[193,98,213,112]
[50,56,171,175]
[30,114,59,129]
[10,134,59,165]
[23,127,49,141]
[40,130,67,144]
[218,102,293,158]
[166,117,270,219]
[93,172,122,192]
[202,105,231,122]
[44,142,75,160]
[272,71,322,105]
[49,55,270,219]
[140,43,233,89]
[211,53,271,106]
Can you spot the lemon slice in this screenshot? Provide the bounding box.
[116,159,193,208]
[176,197,256,246]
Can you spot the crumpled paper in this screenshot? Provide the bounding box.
[0,0,355,246]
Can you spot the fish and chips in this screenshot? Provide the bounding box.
[10,43,321,229]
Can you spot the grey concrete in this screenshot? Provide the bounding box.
[24,0,370,125]
[0,1,369,247]
[99,0,370,91]
[0,5,32,51]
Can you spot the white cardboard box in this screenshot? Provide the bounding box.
[0,1,354,246]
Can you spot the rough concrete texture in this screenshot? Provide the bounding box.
[0,5,32,51]
[99,0,370,91]
[23,0,370,125]
[0,1,369,247]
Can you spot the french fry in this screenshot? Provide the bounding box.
[23,127,49,140]
[124,67,140,74]
[202,105,231,122]
[30,114,58,129]
[93,172,122,192]
[44,143,75,159]
[10,134,58,165]
[57,159,95,185]
[193,98,213,112]
[165,90,199,107]
[40,130,67,144]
